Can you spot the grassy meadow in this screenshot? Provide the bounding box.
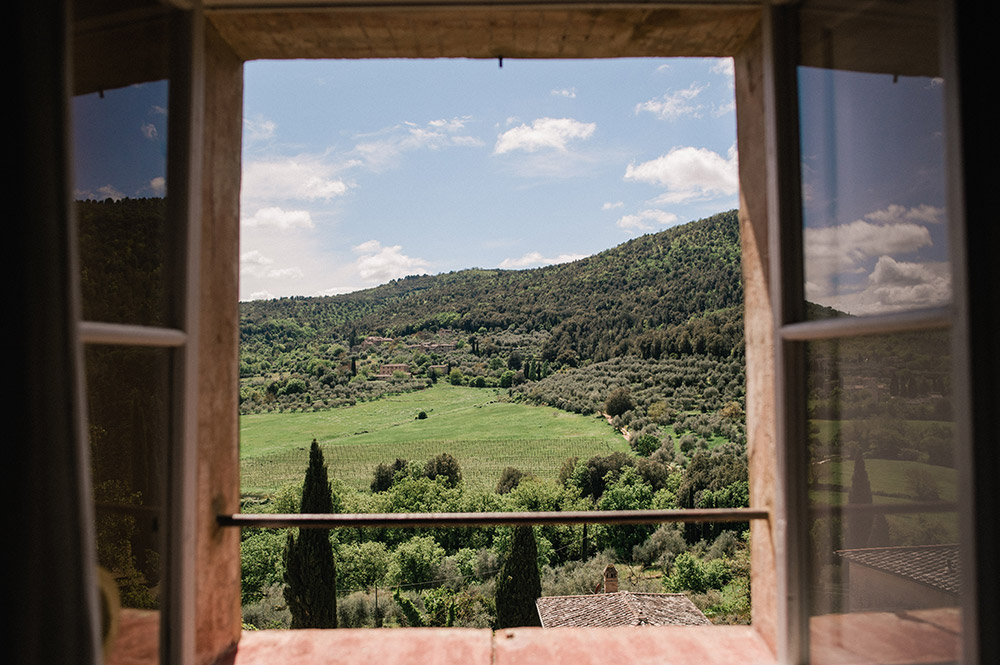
[240,383,628,494]
[809,455,959,544]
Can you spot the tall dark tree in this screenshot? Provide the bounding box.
[845,448,874,549]
[495,526,542,628]
[284,439,338,628]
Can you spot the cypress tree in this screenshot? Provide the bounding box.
[845,448,874,549]
[284,439,338,628]
[495,525,542,628]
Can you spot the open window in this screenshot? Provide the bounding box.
[17,1,994,664]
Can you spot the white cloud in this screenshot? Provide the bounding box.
[354,117,483,170]
[246,289,278,301]
[616,209,680,232]
[494,117,596,154]
[713,100,736,116]
[318,285,364,297]
[96,184,125,201]
[635,83,708,120]
[241,156,351,208]
[150,177,166,196]
[814,256,952,315]
[240,250,304,281]
[866,256,951,309]
[241,250,272,270]
[551,88,577,98]
[602,201,624,210]
[804,217,934,291]
[243,206,315,231]
[802,204,949,310]
[244,115,277,144]
[863,203,946,226]
[710,58,735,77]
[353,240,430,283]
[141,122,158,140]
[806,219,931,265]
[499,251,587,269]
[625,145,738,204]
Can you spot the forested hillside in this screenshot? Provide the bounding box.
[239,210,745,414]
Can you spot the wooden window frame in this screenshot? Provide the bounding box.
[58,1,991,664]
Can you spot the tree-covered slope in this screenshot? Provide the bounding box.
[240,209,744,366]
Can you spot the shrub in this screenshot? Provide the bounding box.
[388,536,446,588]
[495,467,526,494]
[604,387,634,418]
[631,433,660,457]
[371,458,409,493]
[424,452,463,488]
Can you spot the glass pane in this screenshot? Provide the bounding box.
[73,7,175,661]
[798,0,950,318]
[73,80,172,326]
[805,329,961,663]
[87,345,171,662]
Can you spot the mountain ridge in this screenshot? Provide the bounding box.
[240,209,745,365]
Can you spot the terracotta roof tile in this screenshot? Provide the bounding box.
[835,544,960,595]
[535,592,711,628]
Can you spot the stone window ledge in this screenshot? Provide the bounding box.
[108,608,961,665]
[230,625,775,665]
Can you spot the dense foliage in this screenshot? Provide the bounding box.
[237,210,744,415]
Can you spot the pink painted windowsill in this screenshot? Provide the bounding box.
[107,607,962,665]
[232,625,775,665]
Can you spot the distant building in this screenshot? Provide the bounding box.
[373,363,411,379]
[407,342,456,353]
[535,564,711,628]
[836,544,960,612]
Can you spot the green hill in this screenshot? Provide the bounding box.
[240,209,743,364]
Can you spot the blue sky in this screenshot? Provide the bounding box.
[238,58,739,301]
[70,57,951,315]
[73,80,169,201]
[798,67,951,315]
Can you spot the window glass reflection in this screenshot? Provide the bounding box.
[798,0,950,318]
[87,344,171,660]
[74,81,171,326]
[805,330,960,661]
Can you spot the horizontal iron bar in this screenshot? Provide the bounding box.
[808,501,958,518]
[79,321,188,347]
[218,507,769,529]
[778,306,950,341]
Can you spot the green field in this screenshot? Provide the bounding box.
[809,456,959,543]
[240,384,628,494]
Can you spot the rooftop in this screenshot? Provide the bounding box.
[835,544,961,595]
[535,591,712,628]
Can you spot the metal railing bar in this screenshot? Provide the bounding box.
[807,501,958,518]
[218,507,769,529]
[79,320,188,347]
[779,306,951,341]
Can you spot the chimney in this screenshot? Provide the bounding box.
[603,564,618,593]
